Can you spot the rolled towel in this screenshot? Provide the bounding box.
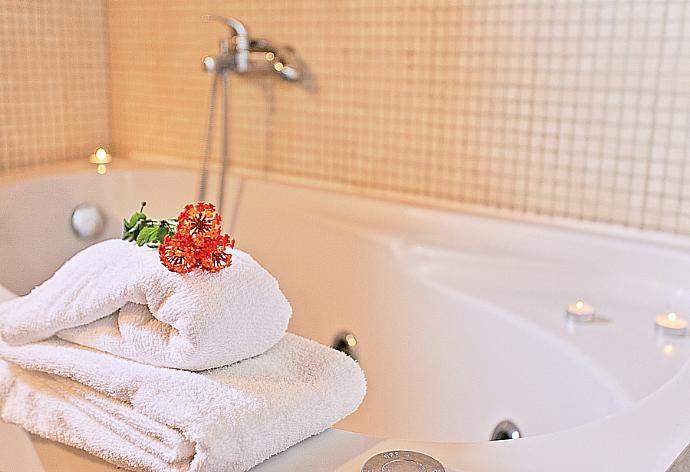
[0,333,366,472]
[0,239,292,370]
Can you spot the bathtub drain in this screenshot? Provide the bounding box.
[361,451,444,472]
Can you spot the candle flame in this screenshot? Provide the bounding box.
[668,312,677,322]
[576,301,584,309]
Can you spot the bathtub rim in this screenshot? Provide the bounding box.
[4,154,690,256]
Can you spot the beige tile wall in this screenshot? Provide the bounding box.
[5,1,690,236]
[0,0,110,171]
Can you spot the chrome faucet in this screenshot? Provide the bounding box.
[202,15,302,81]
[197,15,303,222]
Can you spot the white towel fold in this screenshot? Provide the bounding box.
[0,333,366,472]
[0,239,292,371]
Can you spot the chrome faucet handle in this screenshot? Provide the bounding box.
[247,38,302,81]
[202,15,303,81]
[203,15,249,72]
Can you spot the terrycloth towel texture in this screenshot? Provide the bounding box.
[0,333,366,472]
[0,239,292,370]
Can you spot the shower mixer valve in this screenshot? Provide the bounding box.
[202,15,302,81]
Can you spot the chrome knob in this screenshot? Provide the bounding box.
[331,331,358,360]
[490,420,522,441]
[202,55,236,73]
[362,451,445,472]
[70,202,106,240]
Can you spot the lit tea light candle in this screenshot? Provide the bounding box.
[88,147,112,165]
[566,300,595,322]
[655,312,688,336]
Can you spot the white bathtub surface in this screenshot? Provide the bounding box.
[0,161,689,471]
[234,176,690,442]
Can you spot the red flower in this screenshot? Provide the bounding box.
[177,202,221,244]
[198,234,235,273]
[155,201,235,274]
[159,234,198,273]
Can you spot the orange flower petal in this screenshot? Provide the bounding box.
[177,201,222,244]
[198,234,234,272]
[159,234,198,273]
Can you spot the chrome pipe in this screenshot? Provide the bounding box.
[217,71,230,216]
[198,74,219,202]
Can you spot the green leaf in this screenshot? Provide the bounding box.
[127,212,146,229]
[136,226,158,247]
[156,226,170,243]
[122,219,130,238]
[122,206,151,241]
[122,203,179,247]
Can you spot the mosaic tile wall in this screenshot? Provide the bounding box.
[6,1,690,236]
[0,0,110,171]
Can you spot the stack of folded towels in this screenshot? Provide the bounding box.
[0,239,366,471]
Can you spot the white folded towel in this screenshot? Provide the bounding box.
[0,239,292,371]
[0,333,366,472]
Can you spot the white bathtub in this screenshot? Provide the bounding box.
[1,160,689,471]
